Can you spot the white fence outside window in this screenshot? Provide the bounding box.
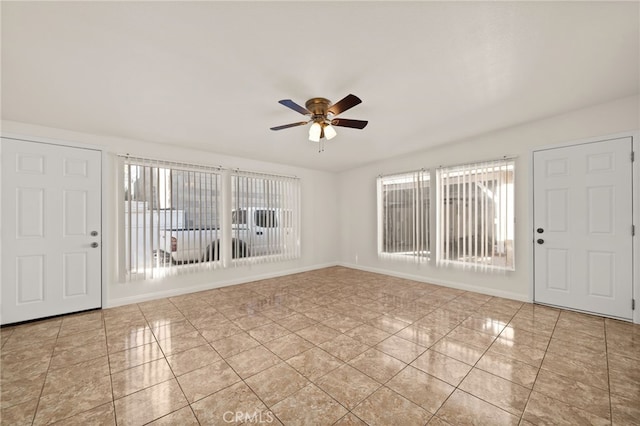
[437,159,515,271]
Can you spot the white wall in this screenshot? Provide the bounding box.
[1,120,340,307]
[338,95,640,304]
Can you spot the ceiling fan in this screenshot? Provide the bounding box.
[270,94,368,148]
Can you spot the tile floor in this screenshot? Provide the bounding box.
[1,266,639,425]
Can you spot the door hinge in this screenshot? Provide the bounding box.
[633,225,636,236]
[632,151,635,162]
[633,299,636,310]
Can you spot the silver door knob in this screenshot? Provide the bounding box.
[91,242,99,248]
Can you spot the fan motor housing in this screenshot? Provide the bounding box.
[305,98,331,117]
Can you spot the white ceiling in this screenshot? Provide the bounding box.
[2,1,638,172]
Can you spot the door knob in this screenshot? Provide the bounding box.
[91,242,99,248]
[91,231,99,236]
[536,228,544,234]
[536,239,544,245]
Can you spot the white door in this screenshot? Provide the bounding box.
[533,137,633,319]
[1,138,102,324]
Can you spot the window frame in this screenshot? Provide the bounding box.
[377,169,431,262]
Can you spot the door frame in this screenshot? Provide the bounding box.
[1,132,109,313]
[530,131,639,324]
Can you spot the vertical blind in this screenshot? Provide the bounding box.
[437,158,515,271]
[231,170,301,265]
[123,157,222,281]
[377,170,430,262]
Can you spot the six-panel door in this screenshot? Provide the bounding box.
[1,138,102,325]
[533,137,633,319]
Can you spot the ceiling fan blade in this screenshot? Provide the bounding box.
[330,118,368,129]
[327,94,362,116]
[270,121,309,131]
[278,99,311,116]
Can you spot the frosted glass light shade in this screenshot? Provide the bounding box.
[324,124,337,140]
[309,122,322,142]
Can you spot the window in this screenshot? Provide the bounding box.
[123,157,222,281]
[122,158,301,280]
[437,159,515,270]
[377,170,430,261]
[231,171,300,263]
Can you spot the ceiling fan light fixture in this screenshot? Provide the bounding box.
[309,122,322,142]
[324,124,337,140]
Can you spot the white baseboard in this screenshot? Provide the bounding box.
[338,262,531,303]
[105,262,339,308]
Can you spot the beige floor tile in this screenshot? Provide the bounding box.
[245,362,310,406]
[157,330,208,356]
[111,358,174,399]
[49,340,108,370]
[459,368,530,416]
[352,386,432,426]
[475,350,539,389]
[275,313,317,332]
[1,372,47,410]
[396,324,443,347]
[51,402,116,426]
[386,365,454,414]
[58,312,104,337]
[345,324,392,346]
[333,412,368,425]
[147,406,199,425]
[191,381,269,425]
[42,356,110,396]
[611,393,640,425]
[209,331,261,358]
[165,344,222,376]
[609,353,640,399]
[319,334,369,362]
[114,379,188,426]
[411,350,472,386]
[109,341,164,373]
[199,319,243,341]
[271,384,348,426]
[522,391,610,425]
[446,326,497,350]
[376,335,427,363]
[106,326,156,353]
[286,347,344,381]
[321,314,363,333]
[487,336,546,367]
[295,324,341,345]
[541,351,609,390]
[1,348,53,382]
[366,315,411,333]
[247,322,291,344]
[226,345,282,379]
[430,337,485,365]
[150,320,197,340]
[3,268,640,425]
[436,389,519,426]
[533,368,610,419]
[176,359,241,402]
[0,398,38,426]
[551,327,607,352]
[316,364,380,409]
[348,348,407,383]
[264,333,315,360]
[33,375,112,425]
[232,313,273,331]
